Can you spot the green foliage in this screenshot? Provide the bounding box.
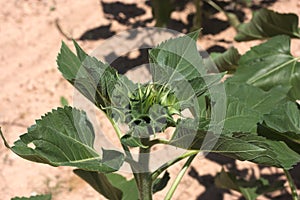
[74,169,138,200]
[57,41,120,112]
[218,82,287,134]
[170,119,300,169]
[230,35,300,100]
[235,8,300,41]
[259,102,300,154]
[1,107,124,173]
[210,47,240,73]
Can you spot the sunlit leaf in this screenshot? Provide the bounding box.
[230,35,300,100]
[1,107,124,173]
[217,82,287,134]
[170,118,300,169]
[57,41,135,113]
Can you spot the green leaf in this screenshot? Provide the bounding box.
[230,35,300,100]
[104,175,138,200]
[152,171,170,193]
[121,134,148,148]
[4,107,124,173]
[258,102,300,154]
[225,134,300,169]
[11,194,51,200]
[235,8,300,41]
[73,169,122,200]
[149,31,206,84]
[170,119,300,169]
[170,119,268,162]
[56,41,81,80]
[74,169,138,200]
[216,82,287,134]
[215,169,284,200]
[210,47,241,73]
[57,41,126,112]
[148,32,225,121]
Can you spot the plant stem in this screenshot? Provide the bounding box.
[164,154,197,200]
[108,118,144,188]
[191,0,203,32]
[284,169,299,200]
[148,138,169,147]
[136,138,152,200]
[152,150,199,181]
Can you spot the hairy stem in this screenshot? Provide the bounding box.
[284,169,299,200]
[136,138,152,200]
[108,118,142,187]
[164,154,197,200]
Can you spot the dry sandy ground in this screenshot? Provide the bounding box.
[0,0,300,199]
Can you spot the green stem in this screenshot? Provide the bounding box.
[108,118,142,187]
[164,154,197,200]
[136,138,152,200]
[284,169,299,200]
[152,150,199,181]
[148,138,169,147]
[191,0,203,32]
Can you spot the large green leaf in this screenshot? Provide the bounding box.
[57,41,124,112]
[258,102,300,154]
[149,31,224,119]
[210,47,241,73]
[235,8,300,41]
[1,107,124,173]
[149,31,206,82]
[149,30,225,94]
[103,175,138,200]
[74,169,132,200]
[74,169,138,200]
[215,169,284,200]
[230,35,300,100]
[11,194,51,200]
[170,118,300,169]
[215,82,287,134]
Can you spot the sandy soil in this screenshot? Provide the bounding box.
[0,0,300,199]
